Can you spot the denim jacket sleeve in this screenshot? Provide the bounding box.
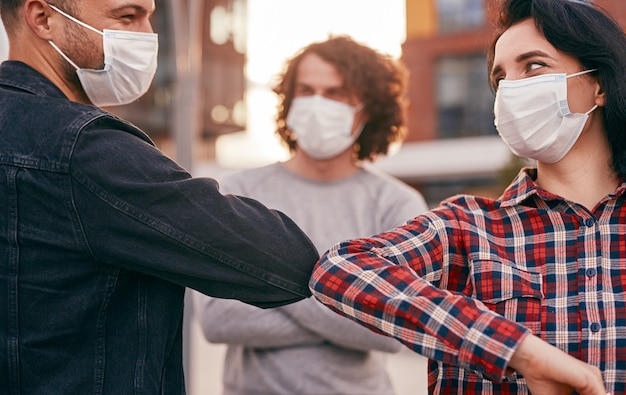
[69,116,319,308]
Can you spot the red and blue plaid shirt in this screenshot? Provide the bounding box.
[310,168,626,394]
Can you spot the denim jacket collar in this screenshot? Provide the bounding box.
[0,60,69,99]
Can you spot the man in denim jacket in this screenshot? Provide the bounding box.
[0,0,319,393]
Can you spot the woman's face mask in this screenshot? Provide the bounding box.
[494,69,598,163]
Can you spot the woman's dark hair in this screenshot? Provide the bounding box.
[273,35,409,161]
[487,0,626,178]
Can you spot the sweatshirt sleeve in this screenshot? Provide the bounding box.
[197,293,324,348]
[70,119,319,308]
[279,296,403,353]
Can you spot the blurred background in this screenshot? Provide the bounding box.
[2,0,626,394]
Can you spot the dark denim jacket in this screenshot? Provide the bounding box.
[0,61,319,394]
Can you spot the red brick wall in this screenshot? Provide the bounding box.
[401,26,494,142]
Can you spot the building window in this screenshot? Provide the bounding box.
[437,0,484,33]
[436,54,496,139]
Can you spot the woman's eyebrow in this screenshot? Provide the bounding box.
[490,50,555,79]
[516,50,554,63]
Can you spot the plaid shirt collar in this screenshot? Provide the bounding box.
[499,167,626,209]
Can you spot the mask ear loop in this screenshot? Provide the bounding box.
[566,69,597,79]
[48,41,80,70]
[566,69,600,116]
[47,3,104,36]
[47,3,105,70]
[585,105,598,116]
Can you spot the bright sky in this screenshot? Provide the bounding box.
[246,0,406,83]
[217,0,407,168]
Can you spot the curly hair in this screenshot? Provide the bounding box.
[273,35,409,161]
[487,0,626,179]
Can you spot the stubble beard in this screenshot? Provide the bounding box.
[58,22,104,103]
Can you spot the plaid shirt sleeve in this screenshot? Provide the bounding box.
[309,201,531,382]
[311,168,626,393]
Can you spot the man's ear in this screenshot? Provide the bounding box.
[23,0,55,40]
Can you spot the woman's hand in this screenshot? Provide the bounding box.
[510,334,608,395]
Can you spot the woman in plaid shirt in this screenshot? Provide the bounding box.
[310,0,626,393]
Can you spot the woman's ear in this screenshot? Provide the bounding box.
[594,77,606,107]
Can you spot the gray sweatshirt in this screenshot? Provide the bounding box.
[199,163,428,395]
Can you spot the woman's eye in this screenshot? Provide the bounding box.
[528,62,546,71]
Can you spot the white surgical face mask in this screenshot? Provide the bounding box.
[47,3,158,107]
[287,95,364,160]
[494,69,598,163]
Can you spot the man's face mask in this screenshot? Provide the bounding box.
[287,95,364,160]
[47,3,158,107]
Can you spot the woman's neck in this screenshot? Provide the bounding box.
[536,125,619,210]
